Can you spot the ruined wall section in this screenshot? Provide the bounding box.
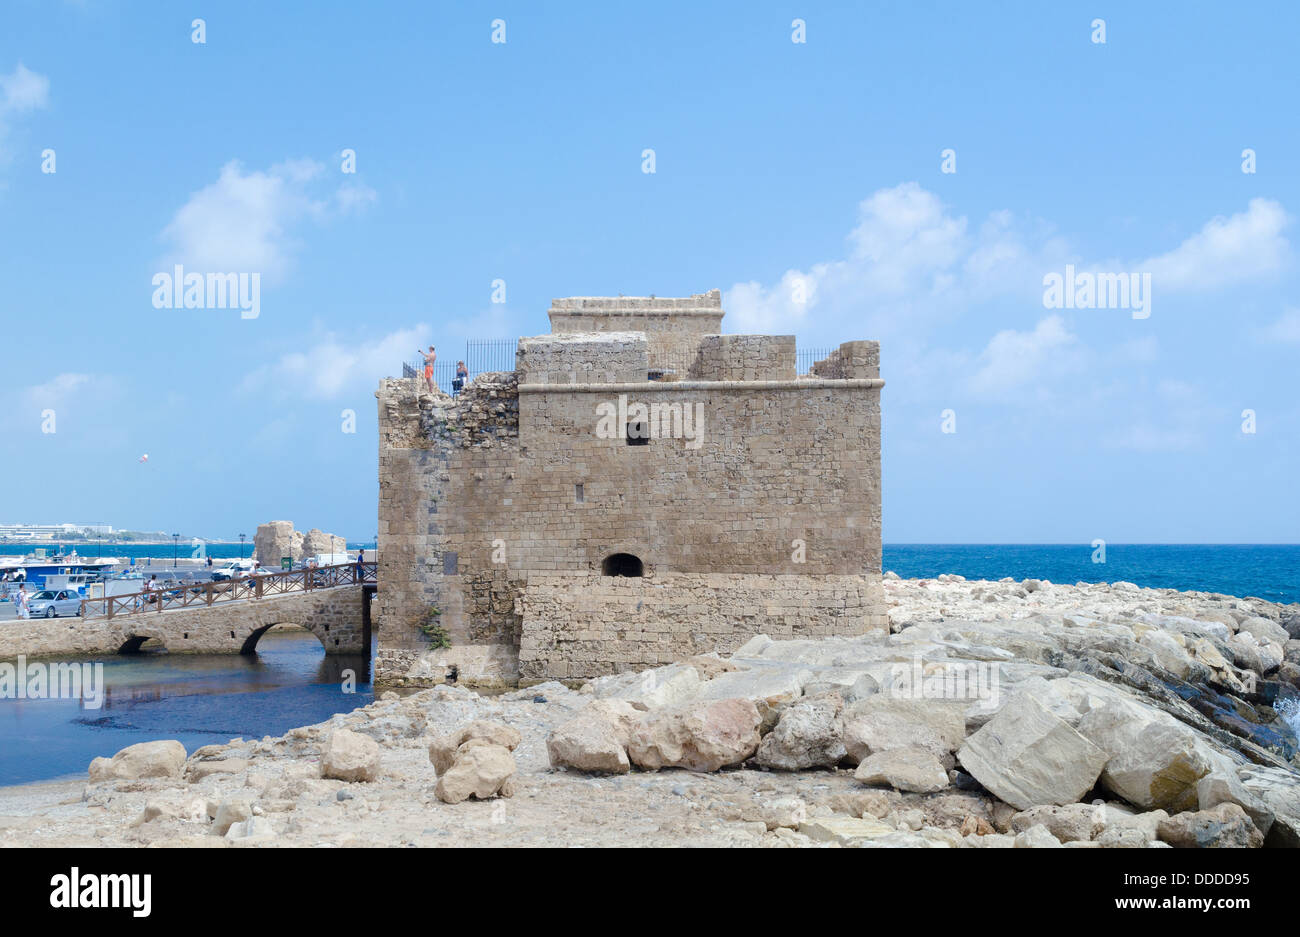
[375,373,522,670]
[811,340,881,380]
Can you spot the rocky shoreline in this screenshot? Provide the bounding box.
[2,575,1297,848]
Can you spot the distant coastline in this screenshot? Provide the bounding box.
[0,540,376,562]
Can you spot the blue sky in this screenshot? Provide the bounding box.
[1,1,1297,543]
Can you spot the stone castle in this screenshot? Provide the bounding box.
[374,290,885,686]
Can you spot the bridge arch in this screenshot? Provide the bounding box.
[115,623,169,654]
[239,619,331,655]
[118,634,162,654]
[230,588,365,655]
[93,585,368,657]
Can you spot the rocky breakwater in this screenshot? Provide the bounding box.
[3,577,1297,848]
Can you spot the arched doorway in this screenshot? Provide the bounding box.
[601,553,644,577]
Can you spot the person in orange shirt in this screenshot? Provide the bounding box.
[417,345,436,393]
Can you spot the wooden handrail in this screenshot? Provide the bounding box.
[78,562,377,620]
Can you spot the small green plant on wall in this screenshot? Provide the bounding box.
[418,605,451,648]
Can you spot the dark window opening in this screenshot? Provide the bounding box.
[602,553,644,577]
[575,483,584,503]
[626,421,649,445]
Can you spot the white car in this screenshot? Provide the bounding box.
[27,589,83,618]
[211,560,256,582]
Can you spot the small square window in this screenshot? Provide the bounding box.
[626,421,649,445]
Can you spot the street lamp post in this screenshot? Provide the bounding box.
[172,533,179,567]
[239,533,246,560]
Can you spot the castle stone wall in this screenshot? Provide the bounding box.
[518,572,886,681]
[690,334,796,381]
[374,292,885,687]
[547,290,724,371]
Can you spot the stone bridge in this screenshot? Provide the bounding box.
[0,586,374,660]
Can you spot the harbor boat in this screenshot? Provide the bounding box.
[0,553,123,595]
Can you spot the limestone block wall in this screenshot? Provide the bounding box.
[518,573,887,680]
[516,332,648,385]
[811,340,881,380]
[547,291,724,371]
[507,378,884,576]
[374,296,885,688]
[690,334,796,381]
[375,370,884,680]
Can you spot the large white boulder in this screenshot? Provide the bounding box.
[429,720,521,775]
[854,747,949,794]
[320,728,381,783]
[584,663,702,710]
[1157,803,1263,848]
[1236,616,1290,647]
[88,740,187,782]
[547,700,641,774]
[627,698,761,772]
[689,665,811,708]
[842,694,966,766]
[1240,765,1300,848]
[1076,698,1213,812]
[754,693,846,770]
[435,741,518,804]
[957,694,1107,810]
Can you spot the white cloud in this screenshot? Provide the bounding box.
[4,372,120,432]
[241,326,431,400]
[0,63,49,153]
[22,372,90,408]
[0,63,49,113]
[727,185,1292,342]
[967,315,1081,397]
[723,183,1291,463]
[1142,198,1290,291]
[725,183,1065,340]
[159,159,376,279]
[727,183,971,334]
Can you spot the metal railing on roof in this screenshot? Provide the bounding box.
[403,339,517,394]
[401,341,837,389]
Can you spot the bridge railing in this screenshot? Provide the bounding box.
[78,562,377,620]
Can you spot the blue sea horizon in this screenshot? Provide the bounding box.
[882,543,1299,604]
[3,541,1295,604]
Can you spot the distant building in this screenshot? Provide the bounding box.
[0,524,114,539]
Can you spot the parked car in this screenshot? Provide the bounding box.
[211,560,256,582]
[27,589,83,618]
